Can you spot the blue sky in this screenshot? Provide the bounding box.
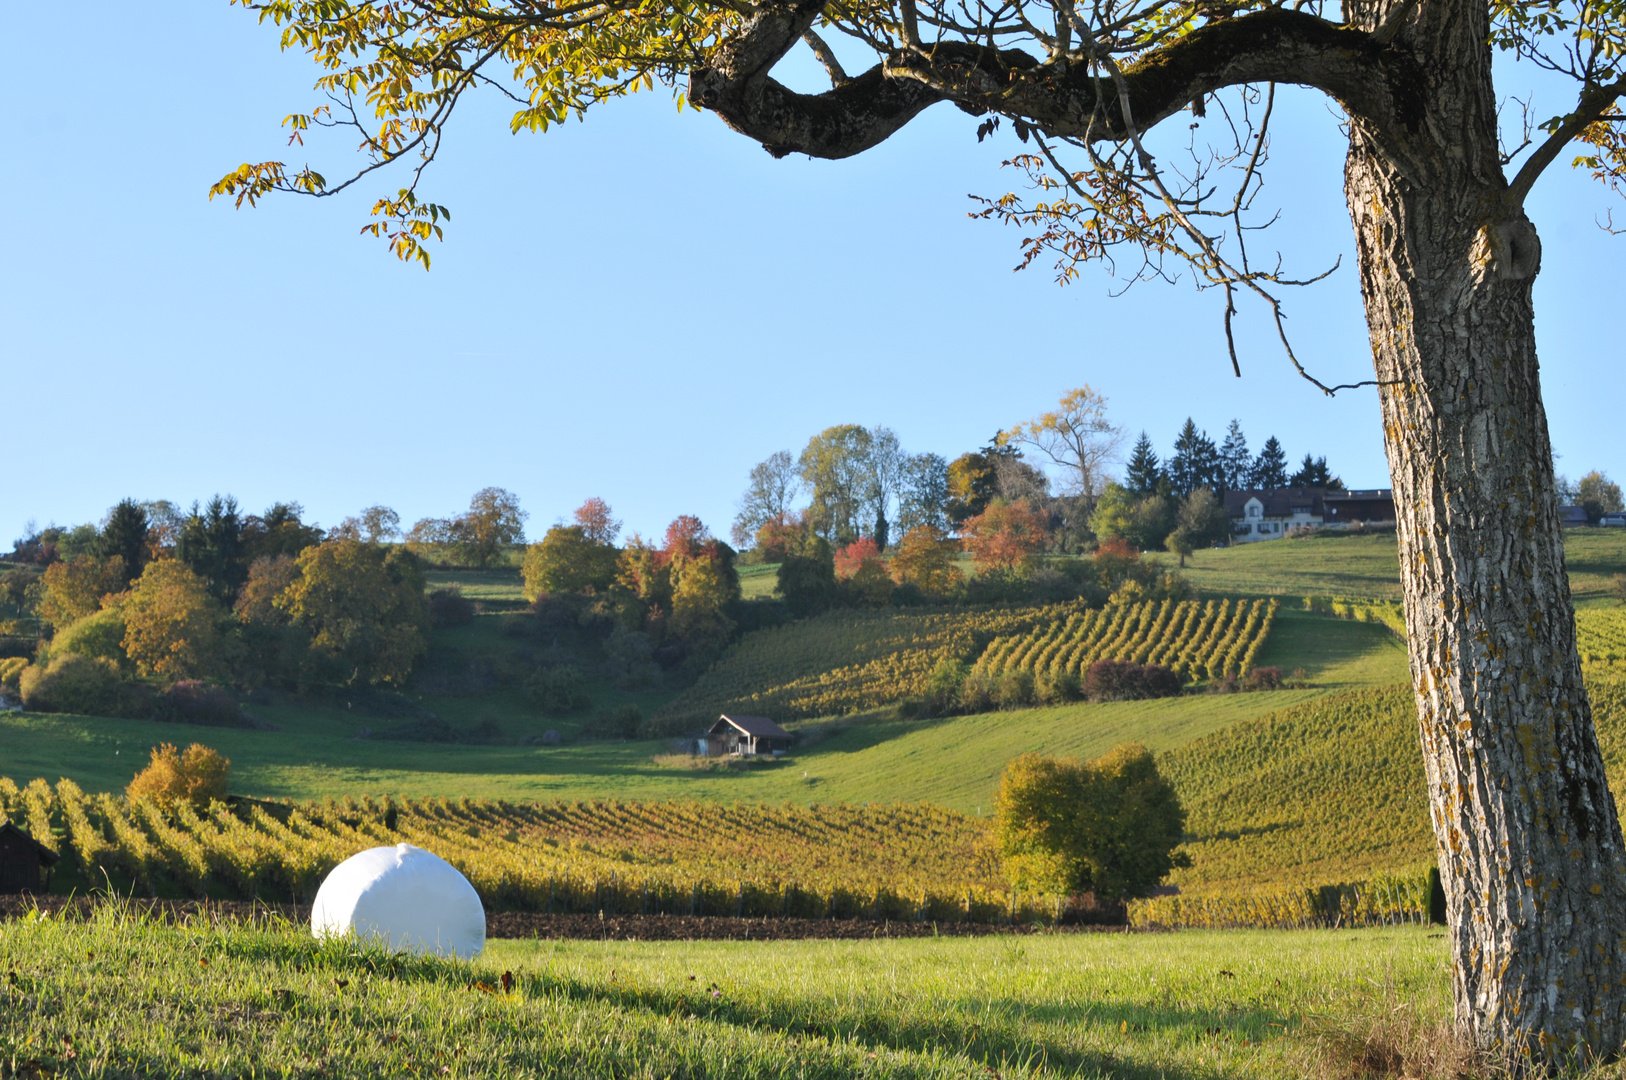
[3,3,1622,546]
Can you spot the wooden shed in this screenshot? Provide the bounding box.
[0,820,58,894]
[707,714,794,757]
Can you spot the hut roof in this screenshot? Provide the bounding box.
[710,714,792,740]
[0,820,60,867]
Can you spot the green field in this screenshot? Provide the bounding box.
[0,908,1450,1079]
[0,602,1406,809]
[1141,528,1626,606]
[3,527,1620,908]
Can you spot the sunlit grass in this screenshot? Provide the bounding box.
[0,905,1451,1079]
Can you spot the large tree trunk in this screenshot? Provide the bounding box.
[1345,0,1626,1065]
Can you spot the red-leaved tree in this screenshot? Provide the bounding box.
[962,500,1049,573]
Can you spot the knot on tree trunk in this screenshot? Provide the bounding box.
[1471,217,1542,284]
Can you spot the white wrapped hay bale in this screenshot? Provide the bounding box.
[311,843,485,958]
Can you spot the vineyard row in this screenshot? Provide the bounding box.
[972,598,1279,684]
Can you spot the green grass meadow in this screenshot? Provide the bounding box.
[0,602,1407,809]
[1,906,1449,1080]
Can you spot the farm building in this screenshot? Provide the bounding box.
[0,820,58,894]
[701,714,794,757]
[1225,487,1395,543]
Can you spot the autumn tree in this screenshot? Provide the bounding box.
[1579,471,1625,523]
[732,450,802,548]
[668,542,741,659]
[276,540,429,686]
[961,500,1049,572]
[453,487,528,567]
[573,497,622,546]
[242,502,326,561]
[221,0,1626,1059]
[126,742,230,813]
[1089,483,1174,553]
[997,386,1124,504]
[522,524,619,598]
[889,525,964,599]
[798,425,874,545]
[994,745,1188,903]
[37,555,126,629]
[121,560,227,681]
[332,505,401,544]
[896,452,952,535]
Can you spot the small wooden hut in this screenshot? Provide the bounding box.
[706,714,794,757]
[0,820,58,894]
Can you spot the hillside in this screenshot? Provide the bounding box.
[1137,527,1626,605]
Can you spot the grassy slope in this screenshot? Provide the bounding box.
[1144,528,1626,606]
[0,910,1447,1080]
[0,608,1407,808]
[1163,675,1626,894]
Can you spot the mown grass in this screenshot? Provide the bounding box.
[0,906,1450,1079]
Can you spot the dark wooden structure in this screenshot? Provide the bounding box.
[707,714,794,756]
[0,820,58,894]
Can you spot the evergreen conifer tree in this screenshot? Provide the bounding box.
[1289,454,1339,488]
[98,499,150,587]
[1167,420,1220,497]
[1250,437,1289,489]
[1218,421,1250,493]
[1124,432,1162,495]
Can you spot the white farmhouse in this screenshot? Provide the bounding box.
[1223,487,1395,544]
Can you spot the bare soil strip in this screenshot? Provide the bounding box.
[0,896,1137,939]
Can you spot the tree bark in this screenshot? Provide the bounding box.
[1345,0,1626,1065]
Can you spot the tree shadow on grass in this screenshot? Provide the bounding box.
[525,968,1292,1080]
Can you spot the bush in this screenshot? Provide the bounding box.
[51,608,129,669]
[994,668,1036,709]
[1243,666,1284,692]
[155,680,242,726]
[921,658,969,716]
[0,656,28,690]
[994,744,1190,902]
[1035,670,1083,705]
[126,742,230,812]
[18,654,146,717]
[427,586,476,627]
[524,664,591,714]
[958,669,996,713]
[1084,660,1182,702]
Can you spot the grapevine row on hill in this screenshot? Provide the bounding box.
[652,604,1081,728]
[0,785,1061,923]
[972,598,1279,683]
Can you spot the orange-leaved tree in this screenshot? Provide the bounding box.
[961,500,1049,573]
